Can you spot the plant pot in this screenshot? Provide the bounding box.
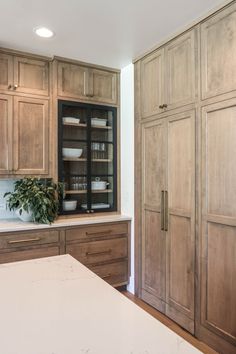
[15,208,33,222]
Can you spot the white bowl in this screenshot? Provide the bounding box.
[91,118,107,127]
[62,148,83,158]
[63,200,77,211]
[91,180,109,190]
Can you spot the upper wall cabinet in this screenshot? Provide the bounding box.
[57,61,118,105]
[0,53,49,96]
[140,29,197,119]
[201,3,236,100]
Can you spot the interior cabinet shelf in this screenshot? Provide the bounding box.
[63,122,112,130]
[66,189,113,195]
[63,158,113,162]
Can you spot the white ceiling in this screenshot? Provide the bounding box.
[0,0,225,68]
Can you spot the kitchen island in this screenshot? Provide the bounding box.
[0,255,202,354]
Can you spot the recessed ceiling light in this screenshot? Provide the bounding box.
[34,27,54,38]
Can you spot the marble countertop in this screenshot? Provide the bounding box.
[0,214,131,233]
[0,255,202,354]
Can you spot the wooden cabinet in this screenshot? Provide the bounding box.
[140,111,195,333]
[0,94,12,174]
[13,96,49,175]
[0,96,49,176]
[196,98,236,354]
[65,221,130,287]
[0,52,49,96]
[57,60,118,105]
[201,3,236,100]
[0,53,13,91]
[0,230,61,265]
[140,29,196,118]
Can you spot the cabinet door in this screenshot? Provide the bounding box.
[201,3,236,100]
[0,53,13,91]
[13,96,49,175]
[0,94,13,175]
[57,62,87,99]
[166,110,195,334]
[165,30,196,110]
[140,49,164,118]
[89,69,117,105]
[198,99,236,353]
[141,119,166,312]
[14,57,49,96]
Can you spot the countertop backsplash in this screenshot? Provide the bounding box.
[0,180,16,219]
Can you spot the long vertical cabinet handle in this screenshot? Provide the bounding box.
[164,191,168,231]
[161,191,165,231]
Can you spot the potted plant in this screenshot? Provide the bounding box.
[4,178,63,224]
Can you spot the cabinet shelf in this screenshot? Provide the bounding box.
[63,158,113,162]
[66,189,113,195]
[63,122,112,130]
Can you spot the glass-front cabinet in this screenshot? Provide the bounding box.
[58,100,117,214]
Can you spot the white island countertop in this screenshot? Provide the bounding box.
[0,214,131,233]
[0,255,202,354]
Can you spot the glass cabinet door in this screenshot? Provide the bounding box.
[58,101,89,214]
[58,100,117,214]
[90,106,117,212]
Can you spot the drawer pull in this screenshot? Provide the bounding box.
[101,273,111,279]
[8,237,41,244]
[86,230,112,236]
[86,249,111,257]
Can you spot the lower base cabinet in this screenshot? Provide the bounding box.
[0,220,131,288]
[65,221,130,287]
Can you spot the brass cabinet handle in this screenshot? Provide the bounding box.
[164,190,168,231]
[86,249,111,256]
[163,104,168,108]
[8,84,12,90]
[161,190,165,231]
[13,84,18,90]
[86,229,112,236]
[101,273,111,279]
[159,104,164,109]
[8,237,41,244]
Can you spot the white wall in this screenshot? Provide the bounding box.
[120,63,135,293]
[0,180,15,219]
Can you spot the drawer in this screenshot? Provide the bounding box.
[90,261,128,286]
[66,237,127,265]
[0,246,60,265]
[0,230,59,250]
[66,222,128,242]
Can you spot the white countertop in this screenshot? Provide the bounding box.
[0,255,202,354]
[0,214,131,233]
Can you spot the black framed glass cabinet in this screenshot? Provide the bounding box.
[58,100,117,215]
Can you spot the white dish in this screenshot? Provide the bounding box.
[81,203,110,210]
[91,178,109,190]
[63,200,77,211]
[91,118,107,127]
[63,117,80,124]
[62,148,83,158]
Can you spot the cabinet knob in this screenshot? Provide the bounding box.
[13,84,18,90]
[8,84,12,90]
[159,104,164,109]
[163,104,168,108]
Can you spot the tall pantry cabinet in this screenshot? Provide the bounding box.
[134,2,236,354]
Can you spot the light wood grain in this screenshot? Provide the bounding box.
[0,94,12,174]
[13,96,49,175]
[89,68,117,105]
[0,53,13,91]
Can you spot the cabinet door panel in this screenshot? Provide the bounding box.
[166,30,196,110]
[90,69,117,104]
[140,49,164,118]
[166,111,195,333]
[57,62,87,99]
[201,3,236,99]
[13,97,49,175]
[0,95,12,174]
[200,99,236,348]
[14,57,49,96]
[0,53,13,91]
[141,120,166,312]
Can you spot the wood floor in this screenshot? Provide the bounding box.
[122,291,218,354]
